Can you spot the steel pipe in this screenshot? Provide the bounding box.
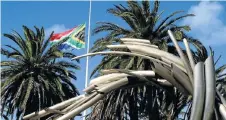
[183,38,195,70]
[123,42,159,48]
[190,62,205,120]
[153,62,189,94]
[23,95,84,119]
[110,45,185,68]
[120,38,151,44]
[172,64,193,95]
[203,56,216,120]
[219,104,226,120]
[168,30,193,85]
[90,71,155,85]
[71,51,170,67]
[56,78,129,120]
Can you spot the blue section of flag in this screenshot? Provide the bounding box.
[58,43,73,51]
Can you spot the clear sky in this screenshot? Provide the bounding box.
[1,1,226,120]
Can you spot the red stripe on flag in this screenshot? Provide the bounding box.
[50,27,75,41]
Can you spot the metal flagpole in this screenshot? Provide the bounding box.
[83,0,92,119]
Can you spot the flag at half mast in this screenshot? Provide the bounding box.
[50,23,86,50]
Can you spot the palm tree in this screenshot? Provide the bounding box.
[88,1,210,120]
[1,26,80,119]
[90,1,204,76]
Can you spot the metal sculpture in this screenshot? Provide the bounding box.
[23,30,226,120]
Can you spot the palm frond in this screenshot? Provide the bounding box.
[216,65,226,76]
[20,77,33,110]
[155,11,184,32]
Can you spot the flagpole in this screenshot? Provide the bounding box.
[83,0,92,119]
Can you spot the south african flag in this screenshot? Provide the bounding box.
[50,23,86,50]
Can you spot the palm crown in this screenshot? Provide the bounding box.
[1,26,80,119]
[90,1,207,76]
[91,1,194,52]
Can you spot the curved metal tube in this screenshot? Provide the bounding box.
[153,62,189,94]
[23,95,85,119]
[123,42,159,48]
[56,78,129,120]
[31,94,94,120]
[183,38,195,70]
[107,44,184,68]
[107,69,163,89]
[83,84,96,92]
[157,79,172,86]
[120,38,151,44]
[217,90,226,108]
[172,64,193,95]
[90,71,155,85]
[101,70,172,86]
[61,93,98,113]
[62,95,93,112]
[100,70,155,76]
[57,94,103,120]
[86,71,155,93]
[90,73,128,85]
[190,62,205,120]
[161,56,187,72]
[168,30,193,86]
[219,104,226,120]
[71,51,170,67]
[203,56,216,120]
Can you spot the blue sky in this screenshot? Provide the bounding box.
[1,1,226,120]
